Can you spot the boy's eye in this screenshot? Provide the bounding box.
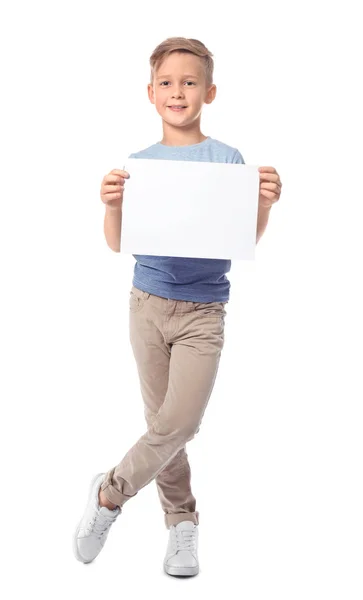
[160,81,196,86]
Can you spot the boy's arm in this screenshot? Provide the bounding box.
[256,204,272,244]
[104,205,122,252]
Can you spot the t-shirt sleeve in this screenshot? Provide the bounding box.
[231,149,245,164]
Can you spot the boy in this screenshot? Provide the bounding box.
[73,37,282,576]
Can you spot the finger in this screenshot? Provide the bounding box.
[259,172,279,181]
[258,166,276,173]
[260,182,280,192]
[103,184,124,193]
[259,188,280,200]
[101,193,122,205]
[260,176,282,190]
[104,174,127,184]
[110,169,130,178]
[259,189,274,197]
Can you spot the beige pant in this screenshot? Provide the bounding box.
[101,285,227,528]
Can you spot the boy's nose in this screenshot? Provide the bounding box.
[171,86,184,96]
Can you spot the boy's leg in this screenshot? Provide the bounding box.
[157,301,225,528]
[155,445,197,527]
[127,288,198,523]
[100,288,225,526]
[128,287,200,523]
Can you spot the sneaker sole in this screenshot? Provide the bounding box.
[164,563,199,577]
[72,472,105,563]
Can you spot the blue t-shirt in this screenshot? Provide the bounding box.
[128,136,245,303]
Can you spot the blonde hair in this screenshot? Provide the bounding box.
[149,37,214,87]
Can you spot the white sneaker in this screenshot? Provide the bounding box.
[164,521,199,576]
[73,472,120,564]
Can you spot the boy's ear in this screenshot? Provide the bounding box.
[205,84,217,105]
[147,84,155,104]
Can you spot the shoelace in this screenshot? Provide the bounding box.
[88,512,116,539]
[175,529,196,552]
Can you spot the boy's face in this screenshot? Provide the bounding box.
[148,52,216,127]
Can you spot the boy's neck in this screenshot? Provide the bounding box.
[160,124,208,147]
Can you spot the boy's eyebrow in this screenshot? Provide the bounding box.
[156,74,199,79]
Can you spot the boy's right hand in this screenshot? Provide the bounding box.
[100,169,130,210]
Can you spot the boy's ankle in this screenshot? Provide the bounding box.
[98,488,117,510]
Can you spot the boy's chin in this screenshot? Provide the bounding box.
[162,117,190,127]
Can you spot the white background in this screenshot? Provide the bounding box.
[1,1,362,598]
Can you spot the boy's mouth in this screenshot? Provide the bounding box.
[168,105,187,112]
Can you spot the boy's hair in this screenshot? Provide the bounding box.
[149,37,214,87]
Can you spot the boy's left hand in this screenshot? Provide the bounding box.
[258,166,282,208]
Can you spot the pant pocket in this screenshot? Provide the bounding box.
[194,302,227,321]
[129,287,150,313]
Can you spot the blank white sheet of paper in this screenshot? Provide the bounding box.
[120,158,260,260]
